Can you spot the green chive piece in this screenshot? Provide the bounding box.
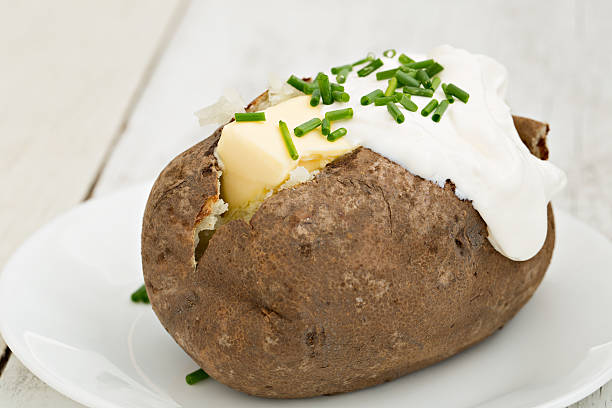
[357,58,383,77]
[399,66,418,75]
[416,69,431,88]
[431,77,441,91]
[130,284,149,303]
[279,120,299,160]
[317,72,333,105]
[186,369,209,385]
[393,92,404,102]
[396,70,420,87]
[294,118,322,137]
[399,94,418,112]
[287,75,314,94]
[403,86,434,97]
[387,102,405,124]
[310,88,321,106]
[234,112,266,122]
[321,118,331,135]
[374,96,399,106]
[385,77,398,96]
[426,62,444,77]
[331,64,352,75]
[432,100,449,122]
[330,83,344,92]
[352,53,375,67]
[325,108,353,122]
[383,49,397,58]
[376,68,400,80]
[398,53,414,65]
[360,89,384,105]
[336,67,351,84]
[405,59,435,69]
[421,99,439,117]
[442,83,455,103]
[304,82,317,95]
[327,127,347,142]
[445,83,469,103]
[332,90,350,102]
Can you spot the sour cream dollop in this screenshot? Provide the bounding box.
[322,45,566,261]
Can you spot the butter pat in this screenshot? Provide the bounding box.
[216,95,354,211]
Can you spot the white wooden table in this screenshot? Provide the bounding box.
[1,1,611,406]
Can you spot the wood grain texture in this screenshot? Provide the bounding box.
[0,0,182,268]
[2,0,611,406]
[0,0,184,407]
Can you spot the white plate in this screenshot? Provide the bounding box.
[1,184,612,408]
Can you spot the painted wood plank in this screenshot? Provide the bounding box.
[0,0,184,407]
[0,0,182,269]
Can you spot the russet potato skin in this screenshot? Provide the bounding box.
[141,92,555,398]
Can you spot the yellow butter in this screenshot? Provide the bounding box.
[217,95,354,211]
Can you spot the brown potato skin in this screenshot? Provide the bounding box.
[141,94,555,398]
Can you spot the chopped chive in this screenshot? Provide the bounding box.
[321,118,331,135]
[442,83,455,103]
[426,62,444,77]
[445,83,469,103]
[327,127,347,142]
[360,89,384,105]
[403,86,434,97]
[374,96,399,106]
[310,88,321,106]
[421,99,438,117]
[383,49,397,58]
[386,102,405,124]
[330,83,344,92]
[287,75,314,94]
[385,77,398,96]
[416,69,431,88]
[294,118,322,136]
[357,58,383,77]
[317,72,333,105]
[399,94,418,112]
[404,59,434,69]
[130,284,149,303]
[398,53,414,65]
[304,82,317,95]
[332,90,350,102]
[336,67,351,84]
[393,92,404,102]
[432,100,449,122]
[376,68,400,80]
[431,77,441,91]
[352,53,375,66]
[325,108,353,122]
[234,112,266,122]
[278,120,299,160]
[331,64,352,75]
[399,66,418,75]
[186,369,209,385]
[396,70,420,87]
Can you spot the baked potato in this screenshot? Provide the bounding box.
[141,90,555,398]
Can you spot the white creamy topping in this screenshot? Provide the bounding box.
[321,45,566,261]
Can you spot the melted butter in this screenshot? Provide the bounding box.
[216,96,353,211]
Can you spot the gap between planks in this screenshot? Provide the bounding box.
[83,1,189,201]
[0,0,188,395]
